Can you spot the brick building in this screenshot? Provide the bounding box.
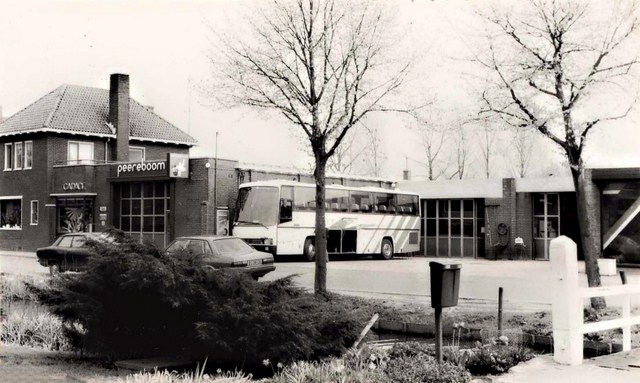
[0,73,395,252]
[398,169,640,264]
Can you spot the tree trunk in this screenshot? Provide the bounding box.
[313,151,328,295]
[572,167,606,309]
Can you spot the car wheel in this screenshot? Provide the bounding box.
[303,238,316,262]
[380,239,394,260]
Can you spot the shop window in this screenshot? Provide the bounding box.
[14,142,23,170]
[30,200,38,225]
[129,146,145,163]
[24,141,33,169]
[68,141,94,165]
[0,198,22,230]
[4,143,12,170]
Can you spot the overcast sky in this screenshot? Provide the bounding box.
[0,0,638,180]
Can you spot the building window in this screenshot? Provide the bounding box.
[14,142,23,170]
[533,193,560,259]
[129,146,145,163]
[68,141,94,165]
[24,141,33,169]
[4,143,12,170]
[30,200,39,225]
[0,197,22,230]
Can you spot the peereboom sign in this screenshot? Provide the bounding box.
[117,161,166,177]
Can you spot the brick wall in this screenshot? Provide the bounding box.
[130,141,189,161]
[48,135,108,165]
[0,135,51,250]
[484,179,517,259]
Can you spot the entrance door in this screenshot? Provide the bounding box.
[118,182,169,248]
[56,198,95,234]
[533,193,560,259]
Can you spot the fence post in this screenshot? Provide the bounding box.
[550,236,583,365]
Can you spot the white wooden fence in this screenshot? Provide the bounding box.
[551,236,640,365]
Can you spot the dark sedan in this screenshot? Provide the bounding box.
[36,232,112,273]
[165,236,276,279]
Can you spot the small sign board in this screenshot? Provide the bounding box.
[168,153,189,178]
[99,206,107,212]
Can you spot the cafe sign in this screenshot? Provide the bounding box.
[63,182,86,191]
[115,160,166,178]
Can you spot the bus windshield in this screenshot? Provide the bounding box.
[236,186,279,226]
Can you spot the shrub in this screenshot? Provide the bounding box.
[32,235,359,368]
[387,341,434,359]
[263,358,390,383]
[464,342,534,375]
[384,353,470,383]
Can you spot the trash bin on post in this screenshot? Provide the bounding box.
[429,262,461,308]
[429,262,461,363]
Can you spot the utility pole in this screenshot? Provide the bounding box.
[213,131,218,234]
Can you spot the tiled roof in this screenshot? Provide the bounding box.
[0,85,197,145]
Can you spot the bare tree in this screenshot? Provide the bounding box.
[212,0,409,294]
[326,130,365,174]
[362,125,386,177]
[508,128,536,178]
[449,125,470,180]
[477,120,498,179]
[477,0,639,308]
[418,124,448,180]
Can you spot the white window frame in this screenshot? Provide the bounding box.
[0,195,23,230]
[14,142,23,170]
[4,143,12,171]
[30,200,39,225]
[129,146,146,162]
[68,141,94,165]
[24,141,33,169]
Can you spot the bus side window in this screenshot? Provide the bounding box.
[280,186,293,223]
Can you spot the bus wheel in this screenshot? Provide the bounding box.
[380,239,394,260]
[303,238,316,262]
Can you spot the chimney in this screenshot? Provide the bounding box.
[109,74,130,162]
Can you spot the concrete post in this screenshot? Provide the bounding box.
[550,236,583,365]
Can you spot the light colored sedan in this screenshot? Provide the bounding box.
[165,236,276,279]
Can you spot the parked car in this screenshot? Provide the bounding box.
[36,232,114,273]
[165,236,276,279]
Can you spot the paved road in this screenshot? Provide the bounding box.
[2,251,639,311]
[263,255,640,311]
[0,252,47,276]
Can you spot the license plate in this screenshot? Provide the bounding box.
[247,259,262,266]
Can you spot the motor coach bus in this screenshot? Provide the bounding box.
[233,180,420,260]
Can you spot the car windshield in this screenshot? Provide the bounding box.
[165,239,189,254]
[236,186,279,226]
[210,238,254,257]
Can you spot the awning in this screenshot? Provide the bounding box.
[50,193,98,197]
